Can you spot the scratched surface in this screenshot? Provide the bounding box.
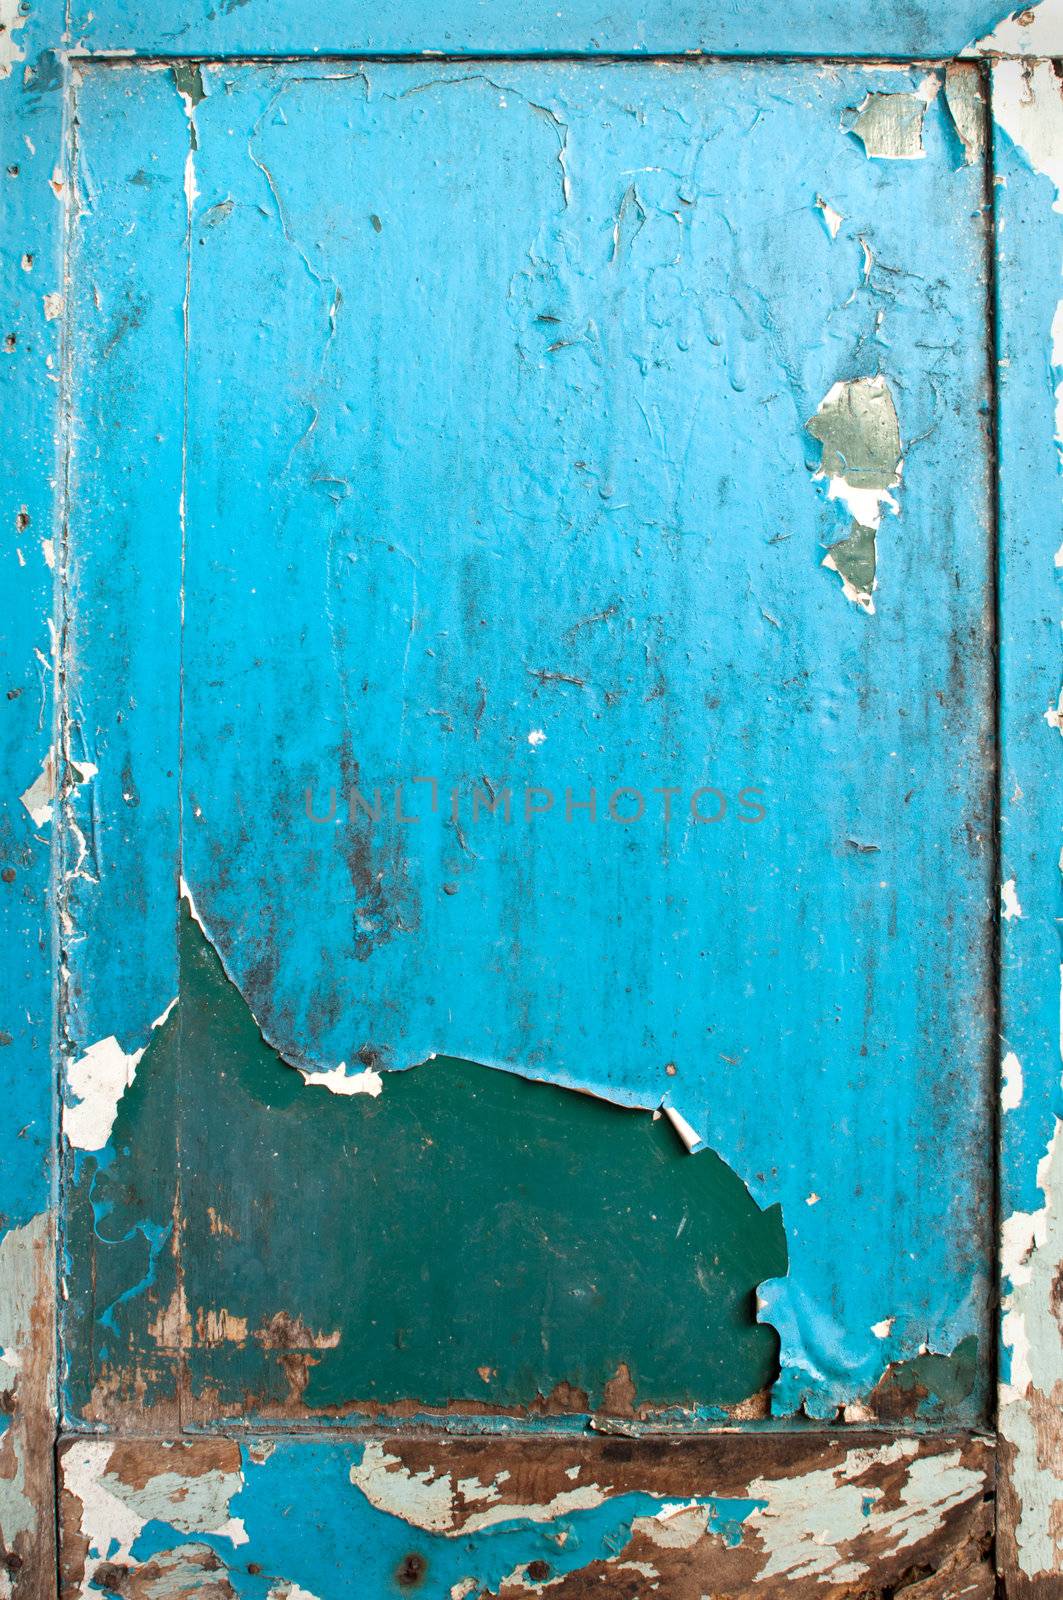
[57,58,998,1429]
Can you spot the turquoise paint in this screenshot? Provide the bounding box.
[106,1440,763,1600]
[0,0,1056,1584]
[57,53,998,1424]
[0,1,65,1238]
[167,59,990,1419]
[0,7,66,1588]
[69,0,1014,61]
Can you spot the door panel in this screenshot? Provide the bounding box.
[62,60,995,1431]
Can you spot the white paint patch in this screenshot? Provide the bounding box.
[1002,1050,1025,1112]
[349,1445,461,1533]
[967,0,1063,57]
[1044,687,1063,733]
[1002,878,1024,920]
[349,1446,605,1537]
[662,1103,704,1154]
[814,195,844,239]
[19,748,56,826]
[527,728,547,747]
[65,999,177,1151]
[298,1063,383,1097]
[42,292,63,321]
[65,1037,145,1152]
[745,1440,984,1584]
[0,0,27,79]
[992,59,1063,210]
[463,1484,605,1535]
[63,1441,246,1597]
[40,537,54,569]
[999,1117,1063,1579]
[180,874,209,934]
[870,1316,894,1339]
[629,1500,712,1551]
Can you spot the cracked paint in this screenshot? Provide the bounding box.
[1,0,65,1583]
[744,1441,984,1584]
[62,1439,248,1594]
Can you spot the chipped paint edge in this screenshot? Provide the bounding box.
[990,56,1063,1593]
[57,1432,994,1600]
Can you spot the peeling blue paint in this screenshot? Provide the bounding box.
[167,59,992,1421]
[2,0,1059,1584]
[118,1445,761,1600]
[992,63,1063,1244]
[0,0,66,1586]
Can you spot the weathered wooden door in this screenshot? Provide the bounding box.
[2,3,1062,1596]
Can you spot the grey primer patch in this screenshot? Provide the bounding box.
[806,376,902,614]
[846,92,927,160]
[943,65,985,166]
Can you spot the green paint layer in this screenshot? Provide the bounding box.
[65,907,786,1420]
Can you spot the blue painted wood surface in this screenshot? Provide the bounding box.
[0,2,65,1589]
[1,0,1061,1589]
[58,58,997,1424]
[56,1431,995,1597]
[69,0,1014,61]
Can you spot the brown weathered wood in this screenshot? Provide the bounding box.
[59,1431,994,1599]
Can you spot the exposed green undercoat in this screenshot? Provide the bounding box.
[825,521,878,598]
[65,908,786,1418]
[869,1335,979,1421]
